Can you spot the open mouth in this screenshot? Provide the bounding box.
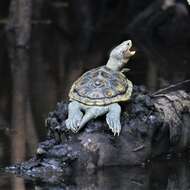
[124,46,136,58]
[129,48,136,56]
[123,40,136,57]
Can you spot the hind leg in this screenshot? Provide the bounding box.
[106,103,121,136]
[65,101,83,133]
[78,106,109,131]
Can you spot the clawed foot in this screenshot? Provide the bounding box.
[106,112,121,136]
[65,112,83,133]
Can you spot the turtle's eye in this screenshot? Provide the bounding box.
[126,40,132,48]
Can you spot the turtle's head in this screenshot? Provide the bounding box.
[106,40,136,71]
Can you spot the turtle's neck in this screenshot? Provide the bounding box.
[106,57,123,71]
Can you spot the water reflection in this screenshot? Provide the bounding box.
[0,173,34,190]
[11,176,25,190]
[1,160,190,190]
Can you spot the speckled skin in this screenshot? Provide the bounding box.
[66,40,136,135]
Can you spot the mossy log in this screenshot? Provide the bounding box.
[7,85,190,178]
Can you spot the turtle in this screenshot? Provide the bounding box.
[65,40,136,136]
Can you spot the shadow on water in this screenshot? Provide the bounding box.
[0,0,190,189]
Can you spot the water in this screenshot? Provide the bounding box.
[1,159,190,190]
[0,1,190,189]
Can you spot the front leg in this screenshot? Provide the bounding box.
[65,101,83,133]
[106,103,121,136]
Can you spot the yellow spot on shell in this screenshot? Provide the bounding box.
[106,90,113,97]
[116,84,125,92]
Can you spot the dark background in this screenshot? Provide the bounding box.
[0,0,190,189]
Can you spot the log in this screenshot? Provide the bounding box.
[6,84,190,179]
